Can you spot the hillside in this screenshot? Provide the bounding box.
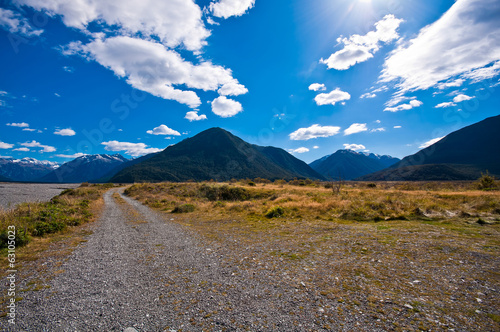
[39,154,129,183]
[0,158,59,182]
[309,150,400,180]
[110,128,324,183]
[360,114,500,181]
[0,174,11,182]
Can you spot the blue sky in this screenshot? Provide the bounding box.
[0,0,499,164]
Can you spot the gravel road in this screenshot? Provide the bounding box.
[5,188,360,331]
[0,183,80,210]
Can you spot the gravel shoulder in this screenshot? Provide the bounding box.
[0,183,80,210]
[4,188,359,331]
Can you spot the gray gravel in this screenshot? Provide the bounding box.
[0,183,80,210]
[5,188,362,331]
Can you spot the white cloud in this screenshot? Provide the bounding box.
[289,124,341,141]
[13,147,30,152]
[54,128,76,136]
[308,83,326,91]
[6,122,29,128]
[344,123,368,136]
[320,15,403,70]
[419,136,445,149]
[21,140,56,153]
[210,0,255,19]
[343,144,366,151]
[0,8,43,37]
[380,0,500,92]
[185,111,207,122]
[211,96,243,118]
[17,0,210,51]
[217,80,248,96]
[102,141,162,157]
[453,94,474,103]
[434,101,456,108]
[360,93,376,99]
[0,141,14,149]
[289,147,309,154]
[370,127,385,133]
[66,36,246,108]
[313,146,319,149]
[63,66,74,73]
[314,88,351,106]
[146,124,181,136]
[462,61,500,83]
[436,79,464,90]
[393,125,402,129]
[55,152,87,158]
[22,128,36,132]
[384,99,423,112]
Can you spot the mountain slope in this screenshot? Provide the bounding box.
[360,115,500,181]
[0,174,11,182]
[95,152,159,183]
[0,158,59,182]
[309,150,400,180]
[110,128,324,183]
[39,154,129,183]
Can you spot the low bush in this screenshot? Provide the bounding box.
[172,204,195,213]
[265,206,285,218]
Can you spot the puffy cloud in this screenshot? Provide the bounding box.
[102,141,162,157]
[146,124,181,136]
[314,88,351,106]
[344,123,368,136]
[210,0,255,19]
[384,99,423,112]
[217,80,248,96]
[308,83,326,91]
[436,79,464,90]
[360,93,376,99]
[453,94,474,103]
[313,146,319,149]
[289,147,309,154]
[0,141,14,149]
[393,125,402,129]
[21,140,56,153]
[22,128,36,132]
[16,0,209,51]
[54,128,76,136]
[185,111,207,122]
[419,136,445,149]
[13,147,30,152]
[66,36,246,108]
[55,152,87,158]
[320,15,403,70]
[380,0,500,92]
[211,96,243,118]
[343,144,366,151]
[6,122,29,128]
[0,8,43,37]
[289,124,341,141]
[434,102,456,108]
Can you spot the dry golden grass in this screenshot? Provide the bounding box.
[125,180,500,330]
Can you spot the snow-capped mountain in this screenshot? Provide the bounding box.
[38,154,129,183]
[0,157,60,182]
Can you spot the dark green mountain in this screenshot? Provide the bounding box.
[95,152,159,183]
[110,127,324,183]
[0,174,11,182]
[39,154,129,183]
[359,114,500,181]
[309,150,400,180]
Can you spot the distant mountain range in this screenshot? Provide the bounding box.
[0,157,59,182]
[309,150,400,180]
[359,114,500,181]
[2,116,497,183]
[39,154,129,183]
[110,127,324,183]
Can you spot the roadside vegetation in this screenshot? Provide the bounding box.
[125,178,500,330]
[0,183,115,250]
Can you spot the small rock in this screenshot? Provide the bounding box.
[404,304,414,310]
[124,328,138,332]
[476,298,482,303]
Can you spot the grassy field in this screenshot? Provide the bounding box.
[125,180,500,331]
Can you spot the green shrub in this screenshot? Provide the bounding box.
[172,204,195,213]
[477,172,497,190]
[33,220,66,236]
[0,228,31,249]
[199,184,250,201]
[265,206,285,218]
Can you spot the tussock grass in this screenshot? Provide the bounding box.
[125,180,500,330]
[0,183,114,249]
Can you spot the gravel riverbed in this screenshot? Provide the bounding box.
[0,183,80,210]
